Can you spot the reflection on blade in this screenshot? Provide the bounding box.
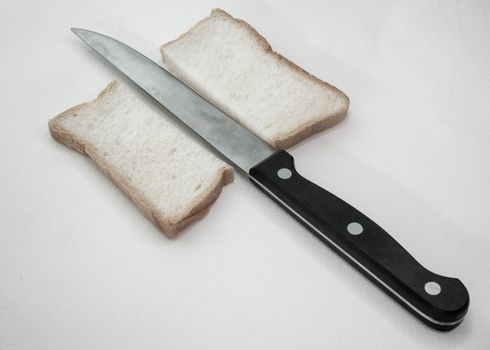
[71,28,274,172]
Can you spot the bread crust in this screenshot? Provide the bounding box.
[160,8,350,149]
[49,81,234,237]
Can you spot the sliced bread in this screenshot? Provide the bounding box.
[49,81,234,237]
[160,8,349,149]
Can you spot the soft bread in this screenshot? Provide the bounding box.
[160,9,349,149]
[49,81,234,237]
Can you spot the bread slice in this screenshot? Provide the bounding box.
[49,81,234,237]
[160,8,349,149]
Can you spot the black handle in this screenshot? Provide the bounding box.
[249,151,469,331]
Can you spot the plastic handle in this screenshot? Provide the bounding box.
[249,150,469,331]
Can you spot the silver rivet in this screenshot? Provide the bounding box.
[424,281,441,296]
[277,168,292,179]
[347,222,363,235]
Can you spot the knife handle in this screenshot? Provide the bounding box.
[249,150,469,331]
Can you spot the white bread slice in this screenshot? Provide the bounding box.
[49,81,234,237]
[160,9,349,149]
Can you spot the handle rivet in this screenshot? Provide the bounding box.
[277,168,292,179]
[347,222,363,235]
[424,281,441,296]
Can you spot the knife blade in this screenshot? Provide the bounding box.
[71,28,469,330]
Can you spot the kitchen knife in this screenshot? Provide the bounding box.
[71,28,469,331]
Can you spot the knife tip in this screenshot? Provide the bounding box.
[71,28,93,38]
[71,27,82,35]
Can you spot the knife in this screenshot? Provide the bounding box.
[71,28,469,330]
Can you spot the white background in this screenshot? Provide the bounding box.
[1,0,489,349]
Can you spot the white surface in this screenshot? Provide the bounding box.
[1,0,489,349]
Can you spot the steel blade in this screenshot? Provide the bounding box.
[71,28,274,171]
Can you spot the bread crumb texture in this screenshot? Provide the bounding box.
[49,81,233,237]
[161,8,349,148]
